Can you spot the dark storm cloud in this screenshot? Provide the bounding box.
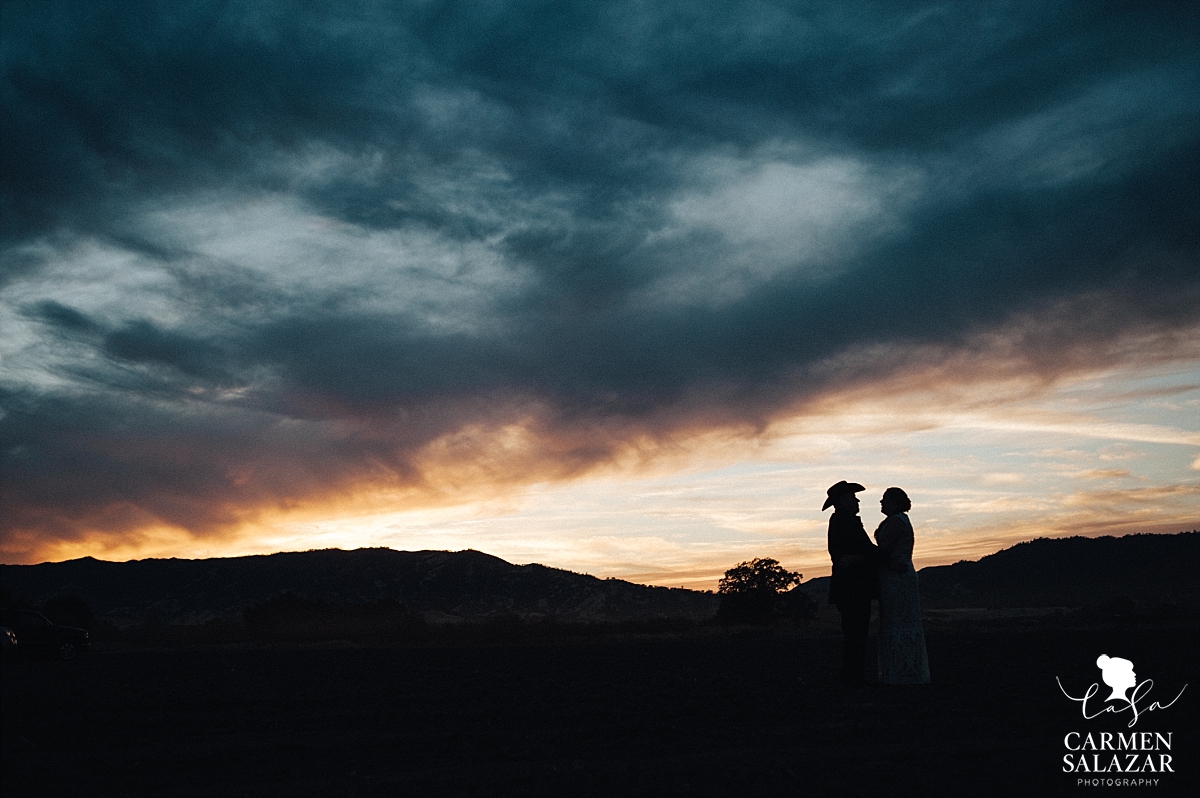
[2,1,1199,557]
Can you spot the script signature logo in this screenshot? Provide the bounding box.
[1057,655,1187,728]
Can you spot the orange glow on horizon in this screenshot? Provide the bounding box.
[5,357,1198,590]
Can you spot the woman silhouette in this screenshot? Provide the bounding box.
[1096,655,1137,703]
[874,487,930,685]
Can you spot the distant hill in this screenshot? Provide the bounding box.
[916,532,1199,609]
[0,548,718,626]
[798,532,1199,609]
[4,533,1196,627]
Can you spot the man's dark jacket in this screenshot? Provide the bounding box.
[827,510,879,606]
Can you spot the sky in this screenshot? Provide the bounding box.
[2,1,1198,588]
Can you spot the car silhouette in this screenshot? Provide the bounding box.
[0,609,90,660]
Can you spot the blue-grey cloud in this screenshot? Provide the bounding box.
[2,1,1198,558]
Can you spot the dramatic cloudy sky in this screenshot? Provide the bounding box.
[2,1,1198,585]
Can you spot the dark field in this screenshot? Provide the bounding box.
[3,618,1197,797]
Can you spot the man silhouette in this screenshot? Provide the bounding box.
[824,481,879,684]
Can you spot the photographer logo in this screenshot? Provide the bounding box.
[1057,654,1187,782]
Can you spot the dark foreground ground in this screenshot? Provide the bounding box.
[3,616,1197,797]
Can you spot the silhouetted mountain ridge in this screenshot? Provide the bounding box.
[0,548,717,626]
[797,531,1198,609]
[4,532,1196,627]
[916,531,1199,608]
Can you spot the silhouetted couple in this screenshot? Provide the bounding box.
[824,481,930,686]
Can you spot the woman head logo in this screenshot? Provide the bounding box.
[1096,655,1137,703]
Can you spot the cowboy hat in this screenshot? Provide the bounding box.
[822,480,865,510]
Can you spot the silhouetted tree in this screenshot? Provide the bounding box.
[719,558,801,595]
[717,558,802,623]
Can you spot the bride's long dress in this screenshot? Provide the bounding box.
[875,513,931,685]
